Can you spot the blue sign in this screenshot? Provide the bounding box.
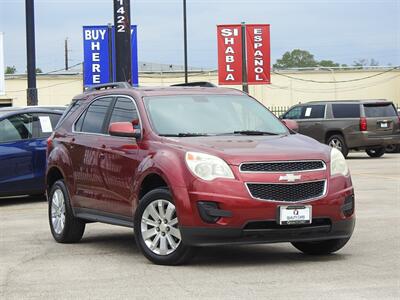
[83,25,138,87]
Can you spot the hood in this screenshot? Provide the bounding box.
[162,134,331,165]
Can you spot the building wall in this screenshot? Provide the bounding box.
[2,68,399,108]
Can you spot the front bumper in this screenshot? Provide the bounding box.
[180,217,355,246]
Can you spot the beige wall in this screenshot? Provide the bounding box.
[2,68,399,108]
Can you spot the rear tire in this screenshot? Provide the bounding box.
[292,237,350,255]
[48,179,85,243]
[366,147,385,158]
[327,134,348,158]
[134,188,194,265]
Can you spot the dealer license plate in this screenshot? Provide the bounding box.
[278,205,312,225]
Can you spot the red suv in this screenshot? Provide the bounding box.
[46,82,355,265]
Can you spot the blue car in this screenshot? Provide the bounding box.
[0,107,64,197]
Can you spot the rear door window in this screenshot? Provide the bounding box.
[363,104,397,117]
[301,105,325,119]
[33,113,62,138]
[75,97,113,134]
[332,104,360,118]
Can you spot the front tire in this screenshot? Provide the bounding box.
[48,179,85,243]
[292,237,350,255]
[366,147,385,158]
[134,188,194,265]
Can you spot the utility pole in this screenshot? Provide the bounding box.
[64,38,69,70]
[25,0,38,105]
[113,0,131,83]
[183,0,188,83]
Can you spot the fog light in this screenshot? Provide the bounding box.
[197,201,232,223]
[342,194,355,217]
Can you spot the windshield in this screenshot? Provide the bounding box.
[144,94,288,136]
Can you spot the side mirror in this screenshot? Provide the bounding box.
[281,119,299,132]
[109,122,141,138]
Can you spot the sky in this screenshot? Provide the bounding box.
[0,0,399,73]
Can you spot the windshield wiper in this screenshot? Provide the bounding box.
[160,133,210,137]
[233,130,279,136]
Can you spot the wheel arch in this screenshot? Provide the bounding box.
[325,130,345,143]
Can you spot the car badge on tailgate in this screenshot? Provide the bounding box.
[279,173,301,182]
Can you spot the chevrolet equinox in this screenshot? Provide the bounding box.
[46,82,355,265]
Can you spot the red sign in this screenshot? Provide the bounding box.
[217,25,242,85]
[246,24,271,84]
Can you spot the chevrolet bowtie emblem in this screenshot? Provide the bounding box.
[279,173,301,182]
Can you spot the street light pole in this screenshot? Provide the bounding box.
[183,0,188,83]
[25,0,38,105]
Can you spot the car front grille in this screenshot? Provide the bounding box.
[246,180,326,202]
[240,160,325,173]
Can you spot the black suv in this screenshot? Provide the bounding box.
[281,100,400,158]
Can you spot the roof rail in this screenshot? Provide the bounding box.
[85,82,132,92]
[171,81,217,88]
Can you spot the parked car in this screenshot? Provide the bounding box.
[385,108,400,153]
[0,107,64,197]
[281,100,400,158]
[46,82,355,265]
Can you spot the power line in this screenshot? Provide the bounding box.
[273,66,399,83]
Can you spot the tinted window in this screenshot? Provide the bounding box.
[78,98,112,134]
[57,99,83,128]
[302,105,325,119]
[0,114,33,142]
[109,97,138,125]
[284,106,302,119]
[364,104,397,117]
[332,104,360,118]
[33,113,62,138]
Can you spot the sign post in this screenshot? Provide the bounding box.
[113,0,131,83]
[241,22,249,93]
[217,23,270,90]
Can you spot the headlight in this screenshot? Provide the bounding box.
[185,152,234,181]
[330,148,349,176]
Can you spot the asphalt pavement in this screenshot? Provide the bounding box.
[0,152,399,299]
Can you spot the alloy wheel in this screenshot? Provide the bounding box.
[329,138,343,152]
[141,199,181,256]
[51,188,66,235]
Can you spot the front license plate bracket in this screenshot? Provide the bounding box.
[277,205,312,225]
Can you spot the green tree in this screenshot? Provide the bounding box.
[5,65,17,74]
[353,58,379,67]
[273,49,318,69]
[318,60,340,68]
[36,68,43,74]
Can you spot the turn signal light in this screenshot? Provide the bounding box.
[360,117,367,131]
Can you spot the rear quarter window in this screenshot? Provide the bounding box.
[332,104,360,118]
[363,104,397,117]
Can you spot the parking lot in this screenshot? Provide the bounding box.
[0,152,399,299]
